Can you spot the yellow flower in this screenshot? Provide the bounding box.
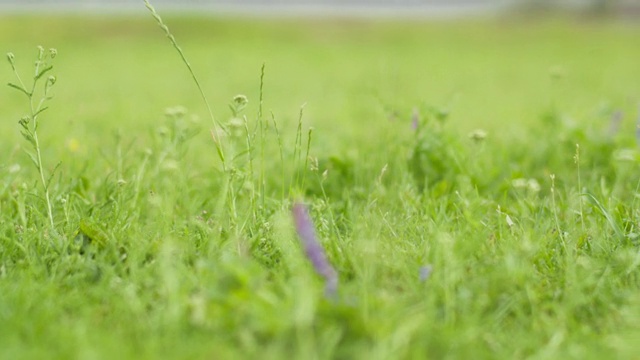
[67,138,80,153]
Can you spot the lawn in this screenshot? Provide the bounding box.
[1,8,640,359]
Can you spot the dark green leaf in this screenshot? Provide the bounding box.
[45,161,62,189]
[33,106,49,117]
[78,219,108,248]
[7,82,30,97]
[20,130,35,146]
[24,151,39,169]
[34,65,53,81]
[583,192,624,240]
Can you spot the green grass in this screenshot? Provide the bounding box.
[1,11,640,359]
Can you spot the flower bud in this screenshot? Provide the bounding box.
[233,94,248,107]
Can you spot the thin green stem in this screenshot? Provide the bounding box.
[243,115,255,217]
[31,130,54,229]
[575,144,585,233]
[301,127,313,191]
[26,64,55,229]
[292,104,305,190]
[258,64,266,213]
[550,174,564,244]
[143,0,226,172]
[271,113,285,201]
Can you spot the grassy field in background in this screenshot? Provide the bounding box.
[1,12,640,359]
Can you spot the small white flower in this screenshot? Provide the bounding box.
[506,214,515,228]
[232,94,248,107]
[512,178,528,188]
[309,156,318,171]
[614,149,637,162]
[8,164,21,174]
[527,179,541,192]
[468,129,488,142]
[512,178,540,192]
[164,105,187,117]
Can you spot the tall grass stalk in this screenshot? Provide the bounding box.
[550,174,565,243]
[242,107,256,217]
[258,64,266,212]
[574,143,586,233]
[302,127,313,191]
[292,104,306,191]
[271,112,286,201]
[143,0,226,171]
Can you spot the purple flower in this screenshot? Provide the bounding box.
[411,107,419,131]
[292,202,338,297]
[636,105,640,147]
[608,110,622,137]
[419,265,433,282]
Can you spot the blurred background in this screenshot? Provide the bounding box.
[0,0,638,17]
[1,0,639,165]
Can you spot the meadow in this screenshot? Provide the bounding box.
[1,8,640,359]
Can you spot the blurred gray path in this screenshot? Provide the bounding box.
[1,0,637,17]
[0,0,508,17]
